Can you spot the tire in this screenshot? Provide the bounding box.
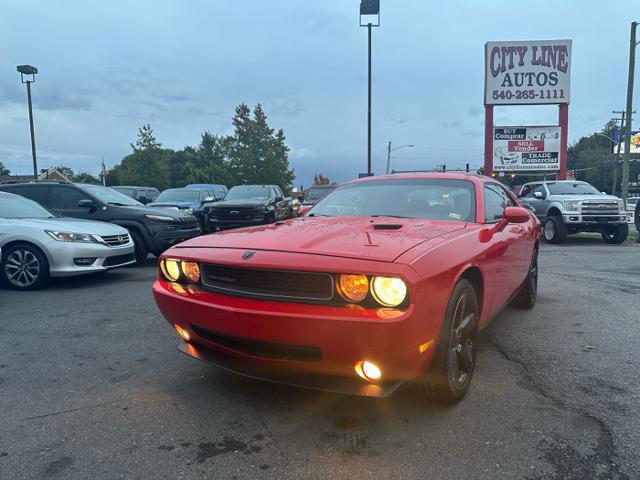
[601,223,628,244]
[543,216,567,244]
[0,243,50,291]
[129,229,148,264]
[512,248,538,309]
[416,279,479,404]
[202,212,209,234]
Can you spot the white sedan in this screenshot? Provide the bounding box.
[0,191,135,290]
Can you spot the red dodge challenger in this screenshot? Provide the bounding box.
[153,173,540,403]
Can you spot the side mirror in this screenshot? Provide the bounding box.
[275,196,283,202]
[601,191,607,195]
[504,206,530,224]
[203,196,214,202]
[139,197,148,204]
[78,199,96,208]
[533,191,544,199]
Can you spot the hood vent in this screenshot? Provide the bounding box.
[372,224,403,231]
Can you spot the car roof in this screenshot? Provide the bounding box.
[113,185,157,189]
[346,172,490,186]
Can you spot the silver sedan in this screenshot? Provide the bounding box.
[0,191,135,290]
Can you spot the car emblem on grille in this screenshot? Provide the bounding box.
[118,235,127,243]
[230,210,240,214]
[242,251,255,260]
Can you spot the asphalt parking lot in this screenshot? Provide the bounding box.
[1,237,639,480]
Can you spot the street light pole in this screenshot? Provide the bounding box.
[386,142,415,174]
[360,1,379,176]
[17,65,39,178]
[622,22,638,208]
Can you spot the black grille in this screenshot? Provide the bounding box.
[201,265,334,302]
[104,253,135,267]
[213,207,260,221]
[582,201,619,216]
[100,233,130,246]
[190,324,322,362]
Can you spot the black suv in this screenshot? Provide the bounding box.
[0,181,200,262]
[209,184,293,230]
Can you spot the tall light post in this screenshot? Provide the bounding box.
[386,142,414,174]
[622,22,639,208]
[360,0,380,176]
[17,65,39,178]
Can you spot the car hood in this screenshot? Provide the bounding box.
[1,217,128,236]
[176,216,466,262]
[114,204,192,219]
[548,194,621,202]
[148,201,198,209]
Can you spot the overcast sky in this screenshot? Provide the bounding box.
[1,0,637,187]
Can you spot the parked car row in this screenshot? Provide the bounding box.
[0,179,307,290]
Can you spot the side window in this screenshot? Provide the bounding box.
[7,185,50,205]
[50,186,90,209]
[274,187,283,199]
[484,184,514,222]
[520,185,533,198]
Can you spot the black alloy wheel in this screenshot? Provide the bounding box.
[512,248,538,309]
[418,279,479,404]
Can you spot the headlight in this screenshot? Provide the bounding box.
[371,276,407,307]
[183,208,194,215]
[181,261,200,283]
[160,259,181,281]
[618,200,624,210]
[337,274,369,302]
[145,214,176,222]
[562,200,581,212]
[45,230,98,243]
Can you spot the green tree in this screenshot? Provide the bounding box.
[186,133,233,186]
[118,124,171,190]
[228,104,294,192]
[73,172,101,184]
[567,120,618,192]
[0,162,10,175]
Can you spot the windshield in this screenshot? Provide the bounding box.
[0,195,56,219]
[305,187,334,202]
[78,185,143,206]
[155,188,201,202]
[225,186,271,201]
[547,182,601,195]
[310,178,476,222]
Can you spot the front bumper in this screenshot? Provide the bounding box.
[153,274,438,396]
[48,241,135,277]
[149,224,202,254]
[562,213,627,224]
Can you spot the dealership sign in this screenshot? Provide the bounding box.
[485,40,572,105]
[493,126,561,171]
[613,130,640,154]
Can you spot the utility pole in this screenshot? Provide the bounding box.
[622,22,638,208]
[17,65,39,178]
[612,110,626,196]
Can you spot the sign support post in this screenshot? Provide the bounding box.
[484,105,494,176]
[558,103,569,180]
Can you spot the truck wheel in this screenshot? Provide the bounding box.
[543,216,567,244]
[129,230,148,264]
[601,223,628,244]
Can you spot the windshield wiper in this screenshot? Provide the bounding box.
[106,202,130,206]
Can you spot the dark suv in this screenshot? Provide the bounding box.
[209,184,293,230]
[0,181,200,262]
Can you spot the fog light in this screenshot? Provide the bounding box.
[161,259,181,281]
[181,261,200,283]
[74,257,96,266]
[174,324,191,341]
[354,360,382,381]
